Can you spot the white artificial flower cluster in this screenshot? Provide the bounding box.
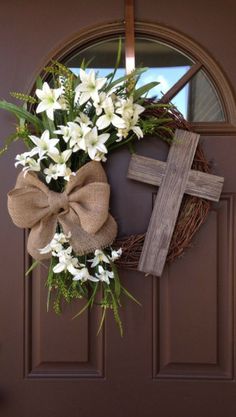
[73,69,145,143]
[15,129,75,183]
[15,69,145,181]
[55,117,109,162]
[39,232,122,285]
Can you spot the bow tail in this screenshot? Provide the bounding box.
[27,214,58,260]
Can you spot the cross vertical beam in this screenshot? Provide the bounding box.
[138,130,200,276]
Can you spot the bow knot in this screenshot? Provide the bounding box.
[8,161,117,260]
[48,190,69,214]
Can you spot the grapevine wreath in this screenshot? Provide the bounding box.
[0,52,210,334]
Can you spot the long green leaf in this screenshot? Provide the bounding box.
[0,101,43,129]
[96,306,107,336]
[107,67,148,91]
[121,285,142,306]
[109,289,123,337]
[72,282,98,319]
[111,262,121,299]
[46,258,55,312]
[106,37,123,86]
[36,76,43,89]
[133,81,160,100]
[25,260,40,276]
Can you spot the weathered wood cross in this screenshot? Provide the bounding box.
[127,129,224,277]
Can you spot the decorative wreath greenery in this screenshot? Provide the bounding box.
[0,43,211,335]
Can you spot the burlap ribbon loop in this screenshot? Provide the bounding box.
[7,161,117,260]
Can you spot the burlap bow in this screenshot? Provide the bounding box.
[7,161,117,260]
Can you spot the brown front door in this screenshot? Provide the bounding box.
[1,1,236,417]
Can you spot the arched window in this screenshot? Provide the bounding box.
[65,37,225,123]
[42,21,235,134]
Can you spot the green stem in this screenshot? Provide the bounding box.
[108,133,136,152]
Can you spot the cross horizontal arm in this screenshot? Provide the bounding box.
[127,154,224,202]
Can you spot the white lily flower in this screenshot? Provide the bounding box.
[54,125,71,143]
[39,232,71,255]
[96,97,126,130]
[109,248,122,262]
[29,130,59,159]
[22,158,41,174]
[39,232,72,255]
[15,149,38,167]
[43,163,60,184]
[130,124,143,139]
[89,249,110,268]
[35,82,63,120]
[133,102,145,118]
[116,97,145,120]
[39,242,62,255]
[53,247,79,274]
[38,236,60,256]
[116,97,134,119]
[117,111,144,141]
[68,121,91,152]
[95,265,114,285]
[75,112,93,126]
[127,112,144,139]
[44,161,74,184]
[93,151,107,162]
[49,149,72,164]
[72,267,99,283]
[54,231,71,243]
[85,127,109,160]
[93,92,106,116]
[74,69,107,105]
[64,167,75,182]
[115,97,145,141]
[56,163,74,182]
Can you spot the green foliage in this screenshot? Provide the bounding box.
[106,67,147,93]
[106,38,123,86]
[46,259,84,315]
[42,248,140,336]
[44,60,75,79]
[10,92,37,104]
[25,260,40,276]
[0,100,43,130]
[133,81,160,100]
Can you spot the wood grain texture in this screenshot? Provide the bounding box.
[138,129,200,276]
[128,154,224,202]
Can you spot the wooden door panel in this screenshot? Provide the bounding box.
[155,194,233,379]
[26,265,104,378]
[0,1,236,416]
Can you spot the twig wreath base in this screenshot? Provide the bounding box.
[114,106,211,270]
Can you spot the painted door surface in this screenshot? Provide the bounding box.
[1,1,236,416]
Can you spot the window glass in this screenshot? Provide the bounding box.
[65,38,225,122]
[172,70,225,121]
